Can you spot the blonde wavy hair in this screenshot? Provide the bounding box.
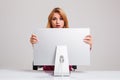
[47,7,69,28]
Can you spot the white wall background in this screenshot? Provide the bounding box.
[0,0,120,70]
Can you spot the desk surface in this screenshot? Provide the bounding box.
[0,69,120,80]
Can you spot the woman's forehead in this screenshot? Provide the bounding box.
[52,12,62,17]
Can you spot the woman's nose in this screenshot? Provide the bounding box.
[56,19,60,23]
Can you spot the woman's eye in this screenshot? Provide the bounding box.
[52,18,57,20]
[60,18,63,20]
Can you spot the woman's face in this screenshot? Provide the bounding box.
[51,13,64,28]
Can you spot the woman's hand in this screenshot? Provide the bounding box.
[83,35,92,50]
[30,34,38,45]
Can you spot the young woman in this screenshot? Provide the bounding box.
[30,7,92,71]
